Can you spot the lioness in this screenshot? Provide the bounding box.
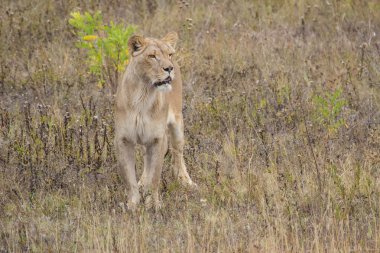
[115,32,196,210]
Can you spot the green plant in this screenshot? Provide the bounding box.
[313,88,347,134]
[69,11,136,92]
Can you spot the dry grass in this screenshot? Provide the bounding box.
[1,0,380,252]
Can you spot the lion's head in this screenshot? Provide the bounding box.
[127,32,178,91]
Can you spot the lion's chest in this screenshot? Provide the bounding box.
[126,111,167,144]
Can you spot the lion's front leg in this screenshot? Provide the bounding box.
[115,137,140,211]
[141,135,167,210]
[138,146,148,188]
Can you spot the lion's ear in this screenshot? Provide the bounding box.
[162,32,178,49]
[128,35,146,56]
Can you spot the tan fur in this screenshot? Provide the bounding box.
[115,32,196,210]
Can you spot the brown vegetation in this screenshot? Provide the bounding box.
[0,0,379,252]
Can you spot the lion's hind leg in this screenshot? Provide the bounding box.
[168,115,197,187]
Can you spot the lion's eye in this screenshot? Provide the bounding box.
[169,54,173,59]
[148,54,156,59]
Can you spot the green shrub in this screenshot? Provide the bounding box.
[313,88,347,134]
[69,11,136,92]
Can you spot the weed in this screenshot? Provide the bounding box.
[69,11,136,92]
[313,87,347,134]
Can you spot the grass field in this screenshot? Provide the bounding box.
[1,0,380,252]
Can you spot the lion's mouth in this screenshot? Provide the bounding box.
[154,76,172,87]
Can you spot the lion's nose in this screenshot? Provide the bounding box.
[163,66,173,73]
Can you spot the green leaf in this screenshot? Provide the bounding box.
[69,10,136,88]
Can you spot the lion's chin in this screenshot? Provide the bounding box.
[155,82,172,92]
[153,76,172,92]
